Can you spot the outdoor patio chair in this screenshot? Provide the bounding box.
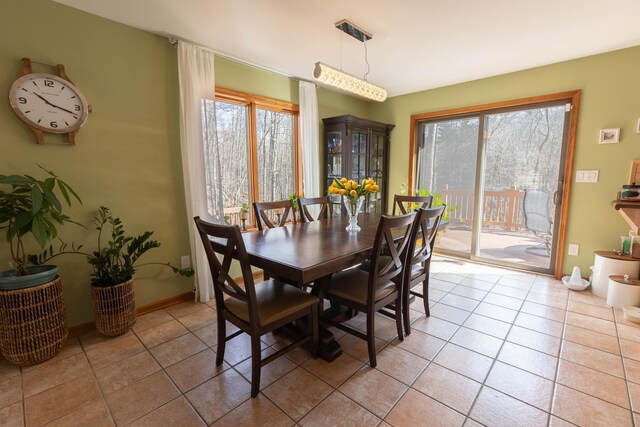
[522,190,553,256]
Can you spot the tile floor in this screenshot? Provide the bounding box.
[2,256,640,426]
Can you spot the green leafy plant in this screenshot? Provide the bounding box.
[289,193,300,211]
[0,166,81,276]
[87,206,193,287]
[400,183,454,221]
[240,203,250,214]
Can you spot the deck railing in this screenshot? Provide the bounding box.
[223,186,526,231]
[441,186,525,231]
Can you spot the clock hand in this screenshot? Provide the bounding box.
[33,93,77,116]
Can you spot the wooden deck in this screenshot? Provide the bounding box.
[435,224,552,269]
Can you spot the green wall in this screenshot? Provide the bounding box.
[369,46,640,276]
[1,0,367,327]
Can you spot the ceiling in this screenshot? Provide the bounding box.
[53,0,640,98]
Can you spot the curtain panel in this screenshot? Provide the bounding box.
[177,41,216,302]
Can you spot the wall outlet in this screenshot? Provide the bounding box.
[575,170,599,183]
[568,244,579,256]
[181,255,191,269]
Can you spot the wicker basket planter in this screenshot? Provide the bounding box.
[91,279,136,337]
[0,277,68,366]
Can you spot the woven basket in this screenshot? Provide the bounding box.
[0,277,68,366]
[91,279,136,337]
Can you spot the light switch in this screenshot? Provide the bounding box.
[568,244,579,256]
[576,170,599,183]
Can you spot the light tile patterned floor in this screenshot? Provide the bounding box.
[2,256,640,426]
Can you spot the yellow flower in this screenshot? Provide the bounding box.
[372,184,379,192]
[344,182,351,190]
[327,187,335,194]
[352,182,359,189]
[340,177,347,183]
[365,184,372,191]
[331,181,339,188]
[350,190,357,197]
[338,189,346,196]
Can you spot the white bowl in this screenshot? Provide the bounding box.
[623,305,640,323]
[561,276,590,291]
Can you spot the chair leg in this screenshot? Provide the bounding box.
[422,280,430,317]
[395,293,404,341]
[311,304,319,358]
[403,284,411,335]
[250,334,262,398]
[367,310,377,368]
[215,318,226,366]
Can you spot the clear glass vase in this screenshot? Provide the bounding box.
[344,196,365,232]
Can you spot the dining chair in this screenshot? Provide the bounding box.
[253,200,297,230]
[193,217,319,397]
[392,194,433,215]
[321,212,416,368]
[401,205,446,334]
[298,196,333,223]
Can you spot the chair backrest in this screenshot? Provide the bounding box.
[522,190,552,234]
[367,212,417,302]
[298,197,333,223]
[193,217,259,325]
[253,200,297,231]
[392,194,433,215]
[404,206,446,271]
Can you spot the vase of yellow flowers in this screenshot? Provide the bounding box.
[328,177,379,232]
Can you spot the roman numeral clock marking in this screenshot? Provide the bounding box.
[9,58,89,145]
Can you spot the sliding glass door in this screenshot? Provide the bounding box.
[415,117,479,254]
[414,99,572,274]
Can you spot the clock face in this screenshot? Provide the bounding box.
[9,73,89,134]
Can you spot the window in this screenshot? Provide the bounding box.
[201,88,300,227]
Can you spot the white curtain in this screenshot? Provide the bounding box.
[299,81,320,198]
[177,41,215,302]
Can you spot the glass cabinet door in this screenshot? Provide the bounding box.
[326,131,344,216]
[368,131,385,213]
[351,130,368,181]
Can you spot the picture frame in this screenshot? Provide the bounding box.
[636,118,640,134]
[599,128,620,144]
[630,160,640,184]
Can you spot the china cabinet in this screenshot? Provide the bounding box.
[322,115,394,214]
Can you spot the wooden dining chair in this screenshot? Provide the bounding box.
[392,194,433,215]
[253,200,297,231]
[193,217,319,397]
[401,205,446,334]
[298,196,333,223]
[321,212,416,368]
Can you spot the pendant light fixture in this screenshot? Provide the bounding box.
[313,20,387,102]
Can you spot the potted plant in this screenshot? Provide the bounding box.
[87,206,193,336]
[0,166,80,366]
[0,166,81,289]
[240,203,249,231]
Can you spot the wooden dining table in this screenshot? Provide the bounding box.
[211,212,386,361]
[239,213,383,284]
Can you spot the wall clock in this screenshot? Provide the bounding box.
[8,58,89,145]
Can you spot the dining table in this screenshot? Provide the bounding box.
[211,212,386,361]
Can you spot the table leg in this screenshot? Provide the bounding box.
[311,276,343,362]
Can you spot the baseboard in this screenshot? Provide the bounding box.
[137,291,194,316]
[68,291,194,338]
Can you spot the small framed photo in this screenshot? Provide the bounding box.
[630,160,640,184]
[599,128,620,144]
